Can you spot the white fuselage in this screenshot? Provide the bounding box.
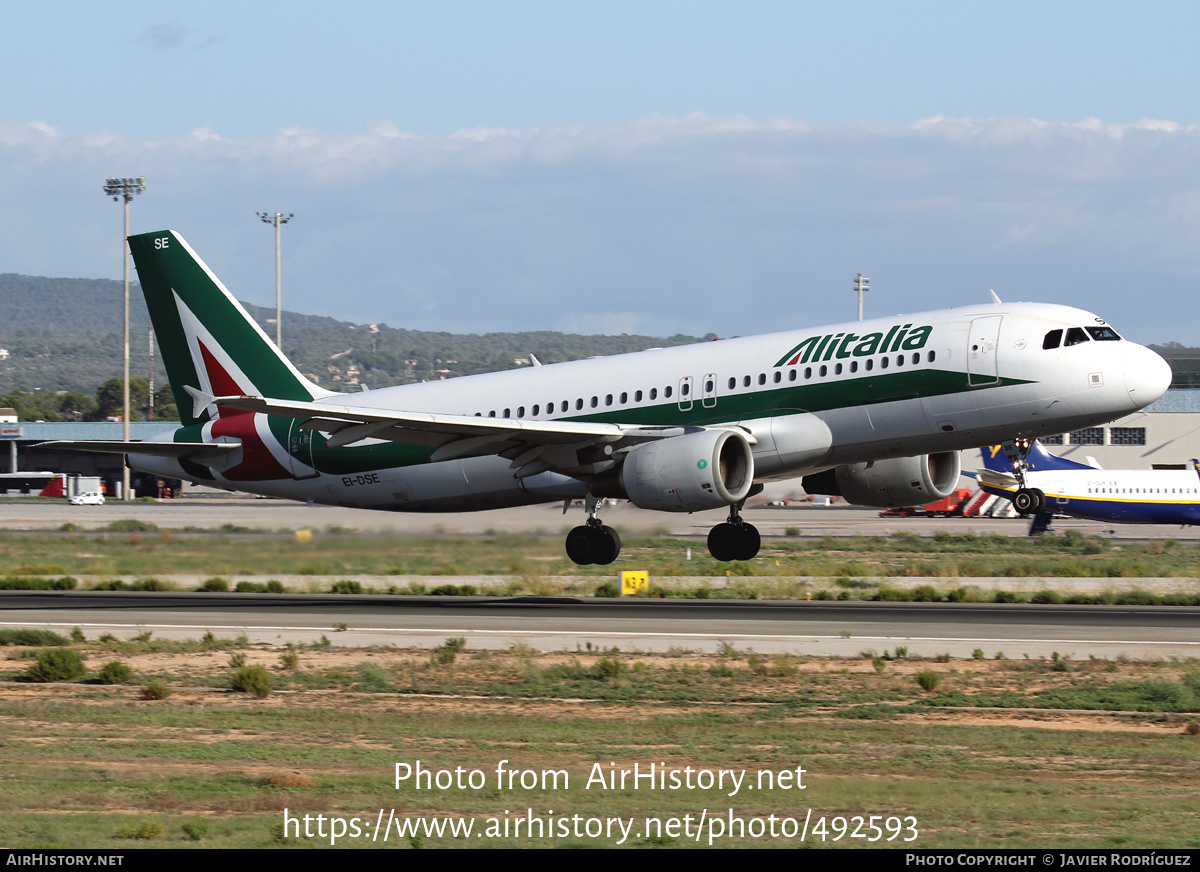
[134,301,1171,513]
[984,467,1200,525]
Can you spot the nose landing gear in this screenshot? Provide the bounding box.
[1005,438,1046,515]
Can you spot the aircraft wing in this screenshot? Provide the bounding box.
[212,394,710,473]
[38,441,239,461]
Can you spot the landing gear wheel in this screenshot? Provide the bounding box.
[565,523,622,566]
[707,523,739,562]
[566,525,597,565]
[1012,487,1046,515]
[707,522,761,561]
[592,525,622,566]
[737,523,761,561]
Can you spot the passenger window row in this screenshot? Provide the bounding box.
[471,350,937,419]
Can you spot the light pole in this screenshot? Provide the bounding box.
[853,272,870,321]
[257,211,293,348]
[103,176,146,501]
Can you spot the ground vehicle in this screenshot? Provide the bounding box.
[67,491,105,506]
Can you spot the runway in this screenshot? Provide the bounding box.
[3,590,1198,659]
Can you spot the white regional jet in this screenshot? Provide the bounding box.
[52,230,1172,565]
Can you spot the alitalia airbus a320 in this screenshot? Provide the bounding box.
[51,230,1172,565]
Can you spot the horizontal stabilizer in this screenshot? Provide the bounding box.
[976,468,1018,488]
[39,441,239,460]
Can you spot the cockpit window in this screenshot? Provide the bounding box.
[1042,329,1062,350]
[1086,326,1121,341]
[1063,327,1089,347]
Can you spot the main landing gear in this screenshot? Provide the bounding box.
[563,497,761,566]
[565,497,622,566]
[1004,438,1046,516]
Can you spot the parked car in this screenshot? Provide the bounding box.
[68,491,105,506]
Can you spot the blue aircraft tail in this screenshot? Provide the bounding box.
[981,441,1095,474]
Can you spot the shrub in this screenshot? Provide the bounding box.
[26,648,86,682]
[229,652,247,668]
[594,656,628,681]
[105,519,158,532]
[330,580,363,594]
[0,629,69,646]
[266,580,285,593]
[0,576,77,591]
[432,637,466,666]
[97,661,133,685]
[235,581,265,593]
[594,582,619,598]
[141,681,171,700]
[199,577,229,592]
[430,583,478,596]
[916,670,942,692]
[356,662,395,692]
[993,590,1025,604]
[280,648,299,670]
[231,664,273,698]
[180,822,208,841]
[1031,590,1063,604]
[113,820,165,840]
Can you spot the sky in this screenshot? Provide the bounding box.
[2,1,1200,343]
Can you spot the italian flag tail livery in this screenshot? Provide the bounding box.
[128,230,333,429]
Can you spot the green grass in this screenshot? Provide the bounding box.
[3,528,1200,585]
[1,653,1198,848]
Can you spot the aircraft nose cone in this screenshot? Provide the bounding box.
[1124,344,1172,410]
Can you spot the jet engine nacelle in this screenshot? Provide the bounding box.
[803,451,962,509]
[590,428,755,512]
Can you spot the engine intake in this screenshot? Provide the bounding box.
[591,428,755,512]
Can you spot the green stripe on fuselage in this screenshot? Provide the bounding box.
[265,367,1031,476]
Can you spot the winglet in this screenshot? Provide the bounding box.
[989,289,1002,304]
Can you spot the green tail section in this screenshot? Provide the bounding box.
[128,230,328,427]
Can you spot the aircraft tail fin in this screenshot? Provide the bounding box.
[128,230,333,427]
[981,441,1094,474]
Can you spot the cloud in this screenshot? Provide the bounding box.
[1,114,1198,343]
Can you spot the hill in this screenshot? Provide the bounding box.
[0,273,704,396]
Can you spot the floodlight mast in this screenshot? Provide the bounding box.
[103,176,146,501]
[257,211,293,348]
[854,272,870,321]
